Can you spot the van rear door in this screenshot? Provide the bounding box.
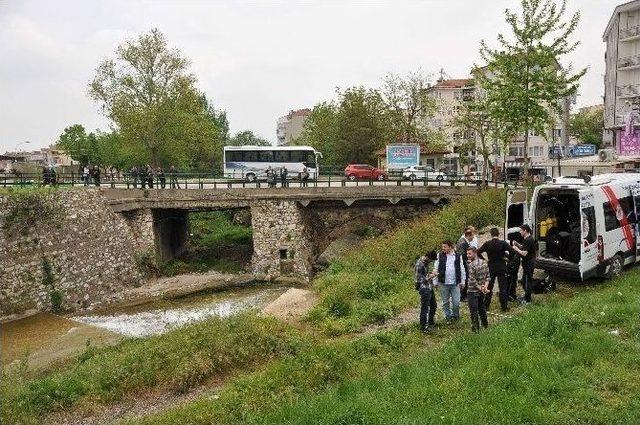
[504,189,529,243]
[579,189,598,279]
[632,184,640,259]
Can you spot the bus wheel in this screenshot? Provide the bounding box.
[606,254,623,279]
[246,173,256,182]
[409,174,416,181]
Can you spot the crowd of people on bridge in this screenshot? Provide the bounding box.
[415,224,537,333]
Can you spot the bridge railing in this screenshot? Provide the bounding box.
[0,172,518,190]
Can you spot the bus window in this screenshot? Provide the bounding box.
[290,151,306,163]
[274,151,290,162]
[228,151,243,162]
[305,152,317,167]
[243,150,258,162]
[258,150,274,162]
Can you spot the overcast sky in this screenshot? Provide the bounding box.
[0,0,622,152]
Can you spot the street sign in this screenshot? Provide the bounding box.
[386,144,419,169]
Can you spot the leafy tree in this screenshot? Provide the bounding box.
[57,124,94,165]
[228,130,271,146]
[382,70,438,143]
[478,0,587,177]
[89,28,218,170]
[569,105,604,149]
[335,87,391,167]
[294,102,340,166]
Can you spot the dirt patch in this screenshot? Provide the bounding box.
[261,288,317,322]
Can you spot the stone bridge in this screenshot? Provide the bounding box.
[105,185,480,281]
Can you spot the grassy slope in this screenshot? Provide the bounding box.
[1,314,307,425]
[308,188,505,335]
[251,271,640,425]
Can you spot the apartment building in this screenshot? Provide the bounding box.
[425,77,566,176]
[276,108,311,146]
[603,0,640,154]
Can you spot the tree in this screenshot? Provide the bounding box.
[57,125,94,165]
[228,130,271,146]
[569,105,604,148]
[89,28,219,170]
[478,0,587,177]
[294,102,340,166]
[382,70,438,143]
[335,87,391,167]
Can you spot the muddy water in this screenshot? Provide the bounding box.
[2,284,289,367]
[71,285,289,337]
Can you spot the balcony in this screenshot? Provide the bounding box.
[618,55,640,70]
[616,84,640,99]
[620,25,640,41]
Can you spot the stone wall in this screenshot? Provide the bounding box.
[250,200,314,281]
[0,189,144,317]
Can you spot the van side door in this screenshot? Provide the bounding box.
[579,190,598,279]
[504,189,529,244]
[632,184,640,259]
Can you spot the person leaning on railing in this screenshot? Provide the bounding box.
[169,165,180,189]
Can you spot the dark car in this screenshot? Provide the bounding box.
[344,164,388,181]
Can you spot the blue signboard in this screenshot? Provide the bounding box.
[386,144,419,169]
[569,144,596,157]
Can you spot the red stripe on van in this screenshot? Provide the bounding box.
[602,185,634,251]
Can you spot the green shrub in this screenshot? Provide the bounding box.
[49,290,63,312]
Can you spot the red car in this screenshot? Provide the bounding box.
[344,164,388,181]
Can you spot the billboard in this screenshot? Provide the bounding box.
[569,144,596,157]
[386,144,419,169]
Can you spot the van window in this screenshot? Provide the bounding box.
[507,203,525,228]
[581,206,596,244]
[603,196,637,232]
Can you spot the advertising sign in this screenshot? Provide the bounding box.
[569,144,596,157]
[386,144,419,169]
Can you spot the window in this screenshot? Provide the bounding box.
[290,151,306,163]
[274,151,290,162]
[227,151,243,162]
[305,152,316,167]
[582,206,596,244]
[258,150,274,162]
[507,203,525,228]
[243,150,258,162]
[603,196,637,232]
[508,146,524,157]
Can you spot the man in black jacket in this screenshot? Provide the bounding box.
[414,253,436,333]
[478,227,515,312]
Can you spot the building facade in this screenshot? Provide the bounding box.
[604,0,640,152]
[276,108,311,146]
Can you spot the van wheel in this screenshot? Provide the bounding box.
[409,174,416,181]
[606,254,623,279]
[436,175,444,181]
[348,174,356,181]
[245,173,256,182]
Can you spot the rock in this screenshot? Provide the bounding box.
[261,288,317,322]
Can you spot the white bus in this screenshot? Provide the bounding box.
[223,145,322,181]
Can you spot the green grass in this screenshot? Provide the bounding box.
[246,271,640,425]
[307,188,505,335]
[1,313,308,425]
[123,328,422,425]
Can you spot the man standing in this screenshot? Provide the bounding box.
[169,165,179,189]
[512,224,536,304]
[415,252,436,333]
[433,240,466,322]
[478,227,515,312]
[456,228,474,301]
[466,246,489,332]
[280,166,288,188]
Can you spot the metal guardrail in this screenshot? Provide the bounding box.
[0,172,518,190]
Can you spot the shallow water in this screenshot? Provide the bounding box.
[70,285,289,338]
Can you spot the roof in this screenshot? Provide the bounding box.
[287,108,311,119]
[536,154,640,167]
[429,78,474,89]
[603,0,640,40]
[223,145,318,151]
[374,142,451,157]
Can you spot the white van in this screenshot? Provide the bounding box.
[505,173,640,281]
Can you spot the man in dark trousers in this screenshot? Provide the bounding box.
[466,246,489,332]
[414,251,437,333]
[456,228,474,301]
[478,227,515,312]
[512,224,536,304]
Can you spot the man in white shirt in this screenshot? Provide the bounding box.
[433,240,467,322]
